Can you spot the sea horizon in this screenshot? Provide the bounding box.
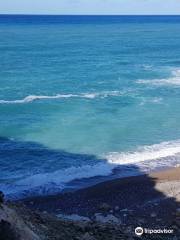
[0,14,180,16]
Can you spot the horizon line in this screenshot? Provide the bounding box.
[0,13,180,16]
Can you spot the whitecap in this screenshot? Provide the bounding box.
[139,97,163,106]
[106,140,180,165]
[137,69,180,87]
[0,91,123,104]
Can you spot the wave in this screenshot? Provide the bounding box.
[137,69,180,87]
[0,91,123,104]
[139,97,163,106]
[2,140,180,198]
[141,64,153,70]
[106,140,180,165]
[2,162,114,197]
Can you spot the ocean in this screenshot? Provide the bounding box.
[1,15,180,198]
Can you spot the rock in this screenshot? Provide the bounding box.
[127,238,134,240]
[0,191,4,204]
[0,205,40,240]
[0,200,136,240]
[156,218,162,222]
[57,214,91,222]
[82,232,95,240]
[174,219,180,227]
[172,225,178,230]
[175,208,180,216]
[150,212,157,218]
[99,203,111,212]
[114,206,119,211]
[0,219,18,240]
[125,226,133,234]
[120,208,128,212]
[138,218,145,224]
[173,236,178,240]
[94,213,120,224]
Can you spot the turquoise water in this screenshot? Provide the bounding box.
[1,15,180,198]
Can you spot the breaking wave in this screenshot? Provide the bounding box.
[0,91,123,104]
[137,69,180,87]
[2,140,180,198]
[2,162,114,198]
[106,140,180,165]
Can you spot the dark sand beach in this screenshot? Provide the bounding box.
[1,167,180,239]
[12,167,179,239]
[23,167,180,216]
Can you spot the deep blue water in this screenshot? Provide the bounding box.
[1,15,180,24]
[0,15,180,198]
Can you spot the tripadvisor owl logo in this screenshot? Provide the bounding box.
[135,227,144,236]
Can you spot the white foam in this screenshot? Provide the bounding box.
[141,64,153,70]
[3,140,180,197]
[137,69,180,87]
[106,140,180,165]
[139,97,163,106]
[151,97,163,103]
[0,91,122,104]
[0,94,78,104]
[4,162,114,196]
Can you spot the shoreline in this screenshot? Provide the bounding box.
[2,166,180,239]
[21,166,180,221]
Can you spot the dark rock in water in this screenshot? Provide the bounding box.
[0,191,4,204]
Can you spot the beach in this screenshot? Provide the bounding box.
[22,166,180,217]
[0,167,179,239]
[13,166,178,239]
